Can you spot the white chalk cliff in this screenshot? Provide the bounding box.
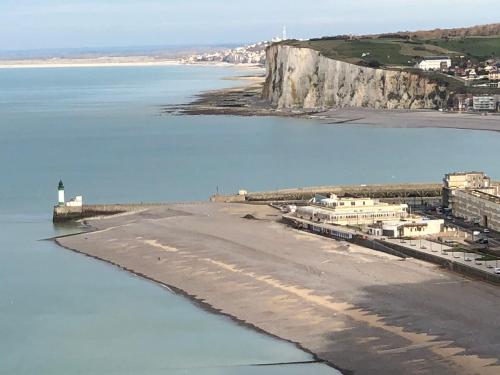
[263,44,449,110]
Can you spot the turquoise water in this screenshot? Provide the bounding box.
[1,65,500,374]
[0,66,339,375]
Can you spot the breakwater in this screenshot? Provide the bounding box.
[212,182,443,204]
[54,183,445,222]
[53,203,168,222]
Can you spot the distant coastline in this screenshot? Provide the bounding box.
[0,56,263,69]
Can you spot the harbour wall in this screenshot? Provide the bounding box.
[212,183,443,204]
[53,203,168,222]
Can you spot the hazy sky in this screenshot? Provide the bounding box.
[1,0,499,51]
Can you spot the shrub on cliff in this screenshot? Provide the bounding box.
[367,60,382,68]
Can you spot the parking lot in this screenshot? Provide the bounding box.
[384,237,500,275]
[420,209,500,249]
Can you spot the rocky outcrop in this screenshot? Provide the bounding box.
[263,44,449,110]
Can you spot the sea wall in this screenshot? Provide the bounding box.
[263,44,449,110]
[53,203,168,222]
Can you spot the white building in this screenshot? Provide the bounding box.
[443,171,493,208]
[473,96,496,111]
[66,196,83,207]
[369,218,445,238]
[296,194,408,226]
[452,189,500,231]
[417,56,451,71]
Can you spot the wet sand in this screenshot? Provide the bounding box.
[313,107,500,133]
[57,203,500,375]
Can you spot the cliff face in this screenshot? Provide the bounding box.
[263,44,449,110]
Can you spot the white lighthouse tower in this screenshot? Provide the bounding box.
[58,180,65,206]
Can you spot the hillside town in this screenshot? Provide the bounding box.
[181,28,288,65]
[417,55,500,87]
[181,41,270,65]
[416,55,500,112]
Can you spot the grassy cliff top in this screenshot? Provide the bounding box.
[280,35,500,95]
[284,36,500,67]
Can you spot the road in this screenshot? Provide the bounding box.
[385,237,500,275]
[420,209,500,250]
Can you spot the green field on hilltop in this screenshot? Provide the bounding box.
[286,36,500,67]
[286,38,454,67]
[426,37,500,59]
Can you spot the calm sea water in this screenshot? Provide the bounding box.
[1,65,500,374]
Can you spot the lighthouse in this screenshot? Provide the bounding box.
[58,180,65,206]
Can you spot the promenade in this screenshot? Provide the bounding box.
[385,238,500,276]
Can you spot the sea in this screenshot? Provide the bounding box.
[1,64,500,375]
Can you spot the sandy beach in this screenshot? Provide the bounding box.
[0,56,263,70]
[57,203,500,375]
[310,107,500,133]
[0,56,178,69]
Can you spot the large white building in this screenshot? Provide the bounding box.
[453,189,500,231]
[442,171,500,231]
[417,56,451,71]
[295,195,408,226]
[443,171,492,208]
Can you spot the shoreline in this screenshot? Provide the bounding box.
[56,203,500,375]
[167,75,500,134]
[0,57,263,70]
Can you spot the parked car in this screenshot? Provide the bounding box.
[494,268,500,275]
[477,238,489,245]
[483,228,490,234]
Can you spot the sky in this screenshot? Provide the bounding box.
[1,0,499,51]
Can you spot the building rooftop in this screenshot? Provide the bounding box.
[284,214,357,234]
[445,171,486,177]
[464,189,500,205]
[421,56,451,60]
